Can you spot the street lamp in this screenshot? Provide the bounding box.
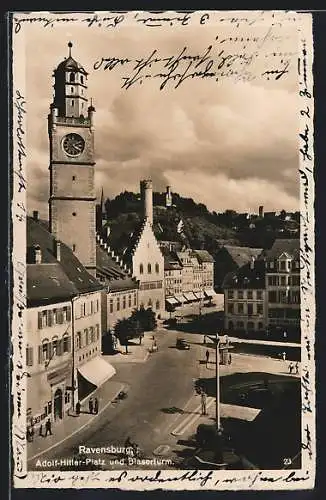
[207,333,221,430]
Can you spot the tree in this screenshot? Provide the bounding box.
[131,306,157,333]
[114,318,136,353]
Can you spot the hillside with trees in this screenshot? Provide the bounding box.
[99,190,299,251]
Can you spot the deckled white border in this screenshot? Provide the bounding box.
[11,10,315,490]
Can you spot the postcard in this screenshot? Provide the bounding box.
[10,10,315,490]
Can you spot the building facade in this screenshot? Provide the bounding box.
[265,239,300,332]
[223,259,266,333]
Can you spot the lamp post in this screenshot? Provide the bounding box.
[215,333,221,430]
[207,333,221,430]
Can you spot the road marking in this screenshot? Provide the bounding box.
[171,397,215,436]
[153,444,171,456]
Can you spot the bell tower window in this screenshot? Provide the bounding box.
[70,73,75,83]
[81,75,84,84]
[71,100,74,107]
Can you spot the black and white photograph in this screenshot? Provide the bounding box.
[11,10,315,490]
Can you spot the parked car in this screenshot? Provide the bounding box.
[176,338,190,350]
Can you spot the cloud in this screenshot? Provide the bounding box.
[24,18,300,215]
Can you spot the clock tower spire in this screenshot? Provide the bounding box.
[48,42,96,276]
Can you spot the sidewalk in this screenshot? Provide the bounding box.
[27,379,127,462]
[103,332,157,365]
[228,336,301,348]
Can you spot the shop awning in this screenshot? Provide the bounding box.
[189,292,198,301]
[195,291,205,300]
[204,289,215,298]
[174,294,184,304]
[166,297,179,305]
[78,356,116,388]
[183,293,194,302]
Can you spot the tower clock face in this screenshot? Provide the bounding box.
[62,133,85,157]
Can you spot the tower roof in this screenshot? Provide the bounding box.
[56,42,88,74]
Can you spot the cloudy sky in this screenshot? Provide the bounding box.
[18,11,303,219]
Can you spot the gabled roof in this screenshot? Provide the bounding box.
[222,245,263,268]
[193,249,215,263]
[102,217,144,266]
[265,239,300,259]
[222,260,265,290]
[96,245,139,291]
[161,248,183,270]
[27,217,103,305]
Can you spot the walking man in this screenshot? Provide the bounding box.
[94,397,99,414]
[76,400,81,416]
[289,362,294,374]
[45,418,52,437]
[89,397,94,414]
[282,351,287,362]
[205,349,210,367]
[201,389,207,416]
[295,362,299,375]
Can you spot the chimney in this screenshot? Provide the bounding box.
[259,205,264,218]
[33,210,39,221]
[34,245,42,264]
[54,241,61,262]
[166,185,172,208]
[140,179,153,225]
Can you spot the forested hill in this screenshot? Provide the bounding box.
[100,191,298,251]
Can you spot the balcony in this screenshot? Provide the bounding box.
[55,116,91,126]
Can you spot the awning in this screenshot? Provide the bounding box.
[195,291,205,300]
[174,294,184,304]
[78,356,116,388]
[166,297,179,305]
[204,289,215,298]
[183,293,194,302]
[189,292,198,301]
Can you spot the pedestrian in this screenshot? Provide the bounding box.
[39,424,43,437]
[29,424,35,442]
[282,351,286,361]
[89,397,94,414]
[283,330,287,340]
[201,389,207,416]
[289,362,294,374]
[203,335,206,345]
[94,397,99,414]
[45,418,52,437]
[295,362,299,375]
[228,353,232,365]
[205,349,210,366]
[76,400,81,416]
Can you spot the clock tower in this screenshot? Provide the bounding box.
[48,42,96,276]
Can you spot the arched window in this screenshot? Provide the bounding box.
[140,263,144,274]
[155,263,159,274]
[81,75,84,84]
[156,300,160,310]
[52,336,59,356]
[69,72,75,82]
[62,334,70,353]
[148,263,152,274]
[42,339,50,362]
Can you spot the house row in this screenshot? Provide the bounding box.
[223,239,300,335]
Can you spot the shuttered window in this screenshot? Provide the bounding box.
[57,309,64,324]
[26,346,33,366]
[47,310,53,327]
[38,312,42,329]
[66,306,71,321]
